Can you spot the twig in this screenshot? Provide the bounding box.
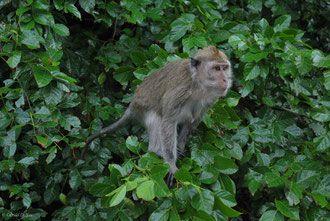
[271,106,310,119]
[17,78,33,110]
[112,18,117,40]
[271,106,310,127]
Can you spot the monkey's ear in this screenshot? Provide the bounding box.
[191,57,201,67]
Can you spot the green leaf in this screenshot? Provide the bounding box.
[7,51,22,68]
[275,199,299,220]
[21,30,44,49]
[274,15,291,32]
[126,181,138,191]
[215,190,237,207]
[52,71,77,84]
[2,130,18,158]
[285,125,303,137]
[52,23,70,36]
[131,50,147,67]
[44,187,57,204]
[248,0,262,11]
[98,72,106,85]
[150,165,169,179]
[153,176,170,197]
[19,157,35,166]
[311,107,330,122]
[174,167,192,182]
[195,210,214,221]
[241,81,254,97]
[22,192,32,208]
[34,11,54,25]
[79,0,95,13]
[311,193,328,207]
[149,208,170,221]
[294,170,319,188]
[315,132,330,152]
[182,37,194,50]
[200,166,218,184]
[32,65,52,88]
[228,35,248,50]
[248,179,262,195]
[113,66,135,83]
[33,0,50,10]
[65,3,81,19]
[191,190,214,213]
[169,14,195,41]
[213,155,238,174]
[296,51,313,74]
[213,194,242,217]
[285,182,303,206]
[134,68,148,80]
[59,193,67,205]
[259,210,284,221]
[193,35,208,47]
[89,183,113,197]
[16,6,31,15]
[226,91,241,107]
[126,136,140,154]
[42,86,64,106]
[169,207,181,221]
[46,146,57,164]
[136,180,155,201]
[34,106,51,119]
[257,153,270,166]
[15,108,30,124]
[323,70,330,90]
[245,63,261,80]
[109,185,126,207]
[265,171,284,187]
[241,52,269,62]
[69,170,82,189]
[36,135,52,148]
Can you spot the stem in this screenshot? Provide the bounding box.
[17,78,33,111]
[112,18,117,40]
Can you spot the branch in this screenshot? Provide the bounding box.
[17,78,33,111]
[112,18,117,40]
[271,106,310,119]
[271,106,310,127]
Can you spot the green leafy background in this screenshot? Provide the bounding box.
[0,0,329,220]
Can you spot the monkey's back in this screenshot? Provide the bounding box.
[131,59,193,116]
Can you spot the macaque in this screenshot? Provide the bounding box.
[81,46,232,186]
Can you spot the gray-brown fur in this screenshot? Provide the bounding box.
[130,59,192,116]
[81,46,232,186]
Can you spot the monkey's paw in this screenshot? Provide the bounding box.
[166,166,178,187]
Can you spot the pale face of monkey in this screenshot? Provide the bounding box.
[197,59,232,97]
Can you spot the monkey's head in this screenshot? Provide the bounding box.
[191,46,232,96]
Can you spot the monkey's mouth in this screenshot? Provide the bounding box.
[215,86,227,91]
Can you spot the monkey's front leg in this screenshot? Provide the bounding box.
[160,120,178,186]
[177,118,201,154]
[177,123,192,155]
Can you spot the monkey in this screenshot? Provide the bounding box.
[81,46,232,186]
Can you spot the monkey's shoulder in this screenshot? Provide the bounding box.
[131,58,193,113]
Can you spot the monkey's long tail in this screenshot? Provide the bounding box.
[80,108,133,159]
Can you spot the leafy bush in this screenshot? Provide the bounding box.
[0,0,329,220]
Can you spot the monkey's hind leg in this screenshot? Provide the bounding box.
[145,111,162,153]
[160,119,178,186]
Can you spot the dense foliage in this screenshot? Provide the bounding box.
[0,0,329,220]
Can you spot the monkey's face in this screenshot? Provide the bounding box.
[198,59,232,96]
[191,46,232,96]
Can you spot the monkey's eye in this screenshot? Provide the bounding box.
[222,64,229,70]
[214,66,221,71]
